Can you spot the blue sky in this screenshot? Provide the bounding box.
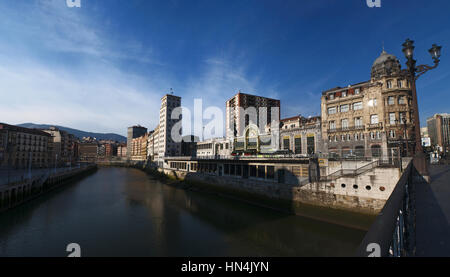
[0,0,449,136]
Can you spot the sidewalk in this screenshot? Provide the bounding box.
[415,164,450,257]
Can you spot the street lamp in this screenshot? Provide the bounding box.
[401,39,442,182]
[402,117,409,156]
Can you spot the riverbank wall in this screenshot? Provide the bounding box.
[96,159,394,223]
[0,165,97,213]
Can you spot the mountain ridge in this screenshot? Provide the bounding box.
[17,123,126,142]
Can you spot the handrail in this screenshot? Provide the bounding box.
[355,161,415,257]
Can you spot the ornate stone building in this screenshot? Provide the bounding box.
[280,116,323,155]
[321,50,415,158]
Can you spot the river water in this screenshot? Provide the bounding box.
[0,167,368,257]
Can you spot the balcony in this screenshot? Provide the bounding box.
[368,123,383,130]
[327,125,365,133]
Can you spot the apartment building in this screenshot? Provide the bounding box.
[0,123,52,169]
[321,50,415,157]
[158,94,182,158]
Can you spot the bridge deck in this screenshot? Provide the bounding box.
[415,164,450,257]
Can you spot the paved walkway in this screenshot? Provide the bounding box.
[415,164,450,257]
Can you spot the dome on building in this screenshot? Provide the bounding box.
[372,50,397,67]
[371,50,401,80]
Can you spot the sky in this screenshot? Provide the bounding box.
[0,0,449,137]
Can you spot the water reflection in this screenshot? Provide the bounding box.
[0,167,366,257]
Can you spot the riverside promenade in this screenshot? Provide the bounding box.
[415,164,450,256]
[0,164,97,212]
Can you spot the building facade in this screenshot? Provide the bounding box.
[43,127,77,166]
[131,133,148,161]
[226,92,280,139]
[427,113,450,152]
[196,137,231,158]
[280,116,323,155]
[79,143,98,162]
[0,123,52,169]
[321,50,415,158]
[158,94,182,158]
[127,125,148,159]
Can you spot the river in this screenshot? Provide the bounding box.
[0,167,369,257]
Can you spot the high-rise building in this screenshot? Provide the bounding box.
[226,92,280,139]
[427,113,450,151]
[158,94,182,158]
[127,125,147,159]
[321,50,415,158]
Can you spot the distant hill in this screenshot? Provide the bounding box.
[17,123,126,142]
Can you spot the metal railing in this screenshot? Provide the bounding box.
[355,161,416,257]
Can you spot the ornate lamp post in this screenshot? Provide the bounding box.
[401,39,442,182]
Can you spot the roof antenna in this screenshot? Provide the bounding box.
[382,41,385,53]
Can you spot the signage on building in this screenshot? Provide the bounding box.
[318,158,328,167]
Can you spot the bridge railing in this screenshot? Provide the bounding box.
[355,161,416,257]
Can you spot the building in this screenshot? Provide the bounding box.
[427,113,450,152]
[127,125,148,159]
[0,123,52,169]
[147,126,160,161]
[280,115,323,155]
[321,50,415,158]
[43,127,77,166]
[226,92,280,139]
[78,143,98,162]
[196,137,231,158]
[117,143,127,158]
[181,135,199,157]
[131,133,148,161]
[158,94,182,158]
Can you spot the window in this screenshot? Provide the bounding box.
[329,94,335,100]
[341,135,346,141]
[328,107,337,114]
[307,136,315,154]
[388,96,395,105]
[340,104,349,113]
[329,121,336,130]
[341,119,349,129]
[354,117,363,127]
[389,113,396,125]
[354,133,359,141]
[399,96,407,105]
[370,114,379,124]
[389,130,396,138]
[294,137,302,154]
[347,134,351,141]
[397,80,403,88]
[353,102,363,110]
[370,132,375,139]
[342,91,347,97]
[355,88,360,95]
[283,138,290,150]
[368,98,377,107]
[399,112,406,123]
[387,80,393,89]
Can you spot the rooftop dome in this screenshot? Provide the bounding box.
[371,50,401,79]
[372,50,398,67]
